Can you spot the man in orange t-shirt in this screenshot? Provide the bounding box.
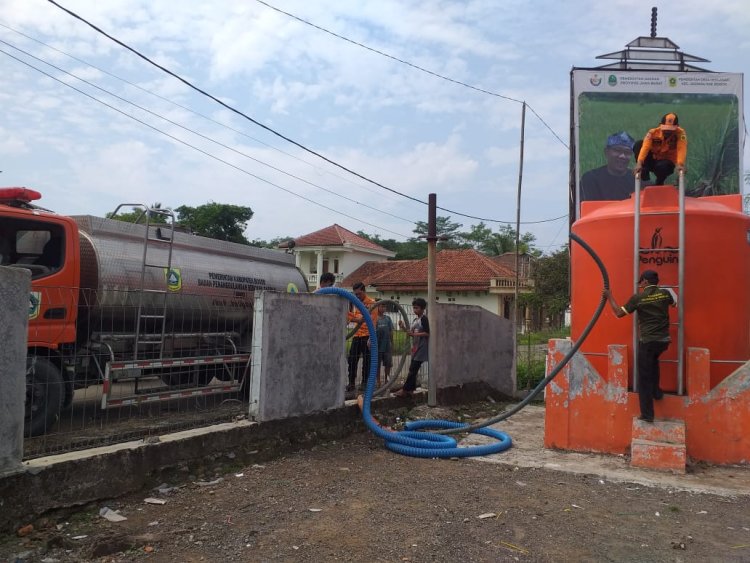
[347,282,378,392]
[634,112,687,185]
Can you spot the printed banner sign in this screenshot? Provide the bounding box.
[571,69,744,218]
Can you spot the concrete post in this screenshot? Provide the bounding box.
[0,267,30,475]
[315,251,324,289]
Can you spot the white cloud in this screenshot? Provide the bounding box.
[0,0,747,251]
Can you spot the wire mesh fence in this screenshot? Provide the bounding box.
[515,328,570,393]
[20,286,561,459]
[23,286,250,460]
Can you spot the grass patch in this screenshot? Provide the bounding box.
[517,327,570,345]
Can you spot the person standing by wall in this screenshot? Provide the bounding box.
[394,298,429,398]
[319,271,336,288]
[347,282,377,393]
[375,301,394,387]
[634,113,687,186]
[604,270,676,422]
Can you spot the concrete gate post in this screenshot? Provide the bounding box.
[0,267,30,475]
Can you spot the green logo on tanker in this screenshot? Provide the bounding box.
[608,74,617,86]
[165,268,182,292]
[29,291,41,320]
[287,282,299,294]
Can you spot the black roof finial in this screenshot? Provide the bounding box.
[650,7,658,38]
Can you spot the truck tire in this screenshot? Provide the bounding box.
[25,356,64,437]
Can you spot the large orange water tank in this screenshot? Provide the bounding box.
[572,186,750,391]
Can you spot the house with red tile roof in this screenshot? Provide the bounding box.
[341,249,533,321]
[282,224,395,289]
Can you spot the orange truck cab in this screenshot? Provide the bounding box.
[1,187,80,435]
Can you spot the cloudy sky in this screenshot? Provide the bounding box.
[1,0,748,251]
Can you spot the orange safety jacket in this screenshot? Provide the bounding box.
[637,126,687,166]
[348,295,377,337]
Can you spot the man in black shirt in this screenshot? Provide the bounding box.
[580,131,636,202]
[605,270,676,422]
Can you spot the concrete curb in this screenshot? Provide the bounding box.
[0,394,422,533]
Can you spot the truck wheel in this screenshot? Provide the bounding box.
[25,356,64,437]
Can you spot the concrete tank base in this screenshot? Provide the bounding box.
[544,339,750,466]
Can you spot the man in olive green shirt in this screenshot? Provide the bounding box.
[605,270,675,422]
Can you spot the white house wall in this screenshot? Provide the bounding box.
[372,289,505,317]
[339,251,383,282]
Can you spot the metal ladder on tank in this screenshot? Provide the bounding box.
[107,203,177,360]
[632,170,686,394]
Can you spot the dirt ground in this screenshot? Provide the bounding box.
[3,403,750,563]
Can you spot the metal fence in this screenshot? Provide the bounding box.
[21,288,549,459]
[24,286,250,460]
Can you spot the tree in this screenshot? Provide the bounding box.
[356,231,427,260]
[520,246,569,329]
[107,202,168,224]
[412,216,464,250]
[458,223,537,256]
[175,202,254,244]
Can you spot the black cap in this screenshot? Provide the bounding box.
[639,270,659,284]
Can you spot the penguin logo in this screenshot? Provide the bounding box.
[287,282,299,294]
[165,268,182,292]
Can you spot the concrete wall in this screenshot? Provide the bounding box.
[0,267,30,475]
[249,291,348,421]
[431,303,515,401]
[0,396,420,534]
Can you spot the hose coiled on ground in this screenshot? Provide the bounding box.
[317,231,609,456]
[316,286,512,457]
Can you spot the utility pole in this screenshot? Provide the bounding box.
[514,102,527,334]
[427,193,437,407]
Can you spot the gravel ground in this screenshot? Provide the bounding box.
[3,424,750,562]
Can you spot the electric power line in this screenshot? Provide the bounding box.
[0,20,408,207]
[0,38,417,226]
[44,0,569,226]
[0,47,413,239]
[254,0,569,150]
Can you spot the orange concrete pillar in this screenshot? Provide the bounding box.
[687,347,710,401]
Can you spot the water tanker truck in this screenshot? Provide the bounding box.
[0,187,307,436]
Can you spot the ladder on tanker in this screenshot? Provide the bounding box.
[632,171,686,394]
[110,203,176,360]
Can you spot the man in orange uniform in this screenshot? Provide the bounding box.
[347,282,378,393]
[634,112,687,185]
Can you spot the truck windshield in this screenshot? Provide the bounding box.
[0,218,65,279]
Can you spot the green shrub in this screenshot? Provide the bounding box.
[517,327,570,345]
[516,358,546,391]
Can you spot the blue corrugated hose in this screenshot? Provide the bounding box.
[315,287,512,458]
[315,232,610,456]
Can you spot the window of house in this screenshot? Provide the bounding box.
[333,259,339,273]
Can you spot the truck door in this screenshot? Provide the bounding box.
[2,216,79,348]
